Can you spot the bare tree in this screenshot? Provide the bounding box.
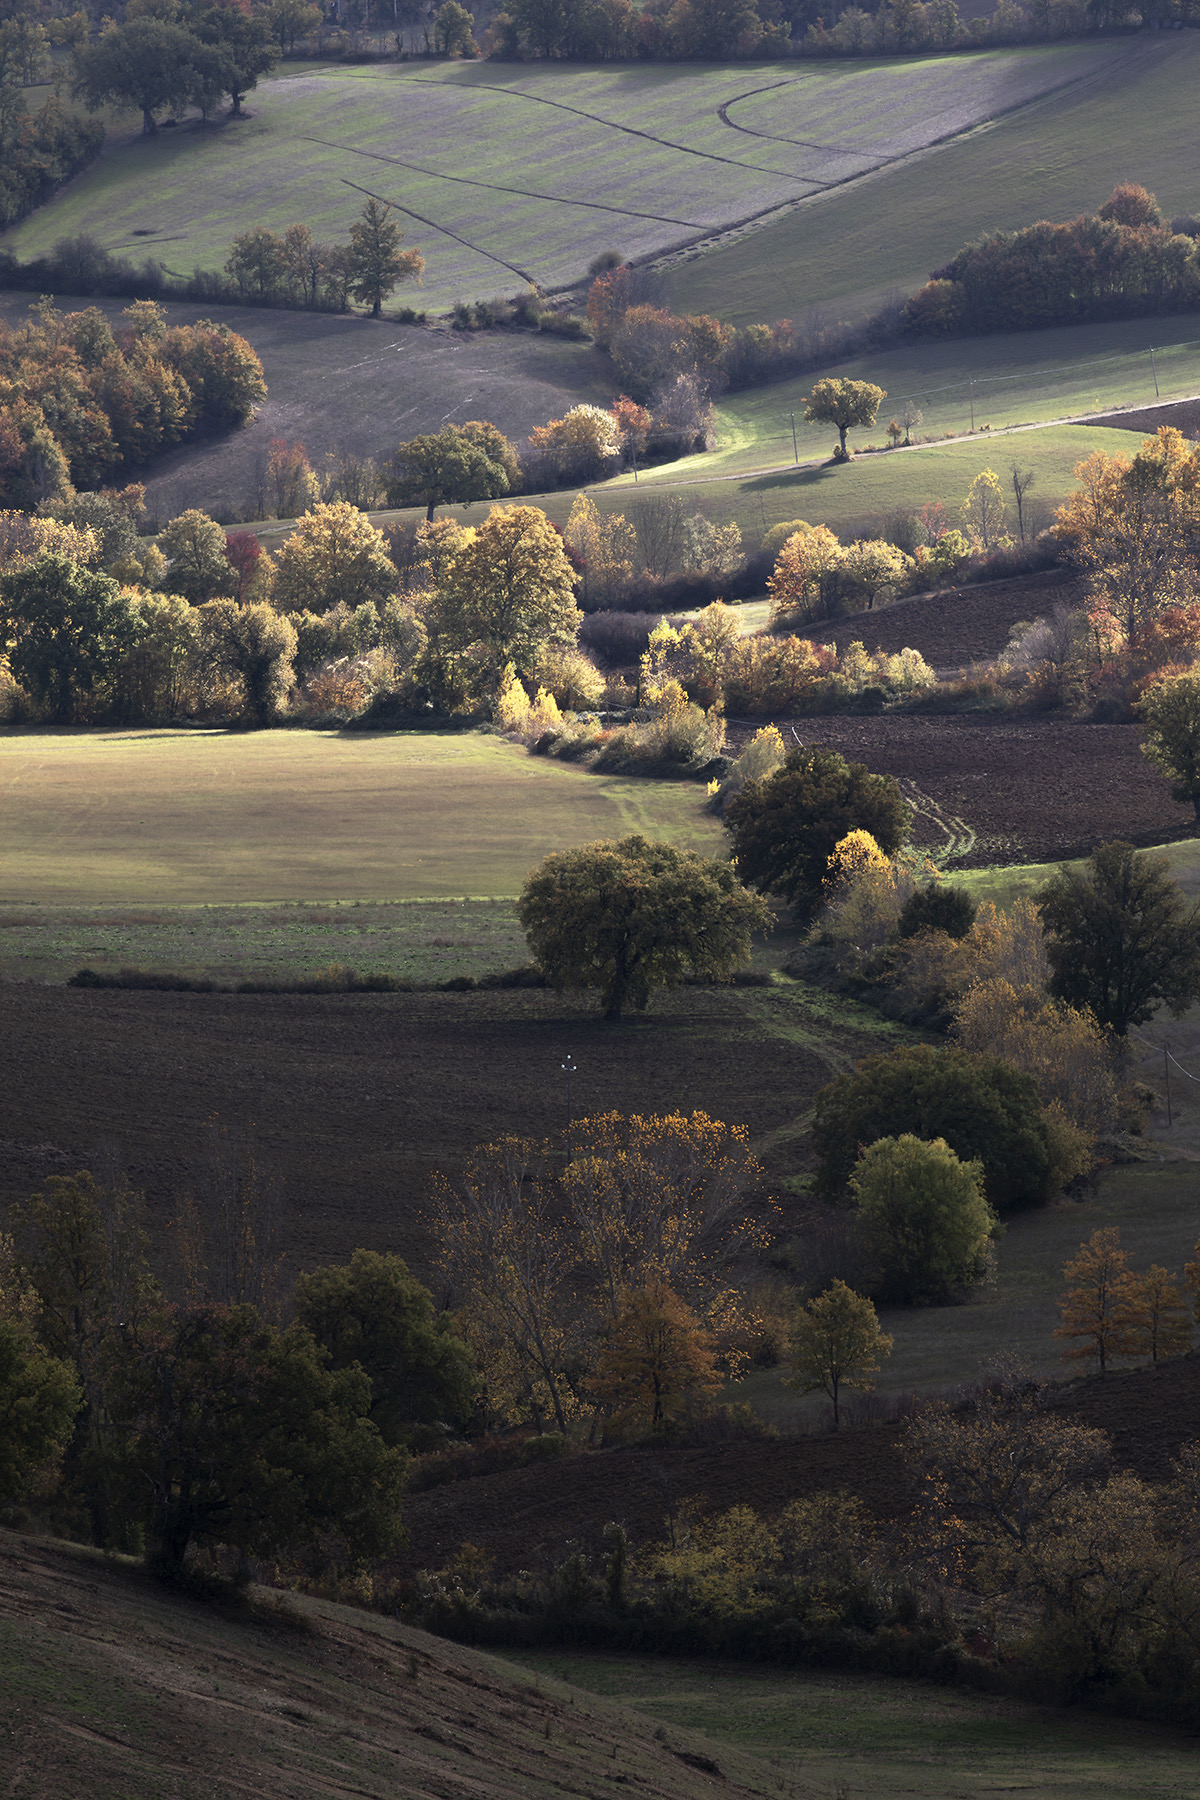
[178,1120,288,1317]
[1011,464,1037,542]
[629,492,690,578]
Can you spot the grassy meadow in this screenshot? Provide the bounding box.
[5,44,1131,311]
[671,33,1200,324]
[498,1651,1200,1799]
[353,420,1143,550]
[0,729,722,905]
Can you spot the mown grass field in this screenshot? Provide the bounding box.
[498,1650,1200,1799]
[0,728,722,905]
[4,45,1129,312]
[671,32,1200,324]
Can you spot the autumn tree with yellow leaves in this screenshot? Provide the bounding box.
[1055,1228,1146,1375]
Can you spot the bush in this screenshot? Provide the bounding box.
[578,610,661,664]
[896,882,977,941]
[591,702,725,775]
[811,1044,1064,1214]
[852,1134,996,1305]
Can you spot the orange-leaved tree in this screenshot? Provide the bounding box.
[1054,1227,1146,1375]
[592,1280,721,1437]
[1135,1264,1192,1365]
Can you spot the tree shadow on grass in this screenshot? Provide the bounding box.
[742,461,842,497]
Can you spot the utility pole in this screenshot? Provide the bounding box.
[789,412,798,463]
[561,1056,577,1164]
[969,378,975,432]
[1165,1043,1172,1129]
[1150,346,1160,398]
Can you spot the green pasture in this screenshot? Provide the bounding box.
[497,1651,1200,1800]
[741,1163,1200,1428]
[672,33,1200,324]
[4,44,1127,313]
[0,728,721,905]
[647,313,1200,486]
[353,421,1142,550]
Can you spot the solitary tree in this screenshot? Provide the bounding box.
[1036,840,1200,1035]
[293,1250,476,1449]
[0,552,139,722]
[519,834,771,1019]
[1139,671,1200,820]
[347,199,424,318]
[852,1134,996,1305]
[593,1281,721,1437]
[803,378,887,459]
[785,1278,892,1428]
[384,422,516,520]
[1054,1227,1145,1375]
[724,746,910,914]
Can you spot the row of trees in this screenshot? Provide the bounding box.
[903,183,1200,338]
[73,4,278,133]
[224,200,425,317]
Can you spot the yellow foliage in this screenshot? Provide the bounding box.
[951,978,1116,1138]
[825,829,889,893]
[0,511,100,572]
[1055,1227,1147,1373]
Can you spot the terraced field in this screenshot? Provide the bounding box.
[5,44,1132,312]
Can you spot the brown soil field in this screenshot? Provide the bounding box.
[727,712,1188,867]
[0,1530,779,1800]
[397,1354,1200,1578]
[0,976,902,1274]
[821,568,1082,671]
[1086,394,1200,437]
[0,292,612,524]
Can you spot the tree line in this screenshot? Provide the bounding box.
[903,182,1200,338]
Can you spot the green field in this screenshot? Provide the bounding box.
[647,313,1200,484]
[671,33,1200,324]
[4,44,1133,313]
[0,729,721,904]
[354,420,1142,549]
[497,1651,1200,1800]
[743,1164,1200,1429]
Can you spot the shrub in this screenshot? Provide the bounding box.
[591,702,725,775]
[852,1134,996,1305]
[578,609,660,664]
[896,882,977,941]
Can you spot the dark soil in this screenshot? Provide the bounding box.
[397,1355,1200,1578]
[0,977,894,1274]
[727,712,1189,867]
[1087,396,1200,438]
[820,569,1082,670]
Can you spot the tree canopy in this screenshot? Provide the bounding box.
[852,1133,996,1305]
[1139,671,1200,820]
[811,1044,1061,1214]
[293,1250,475,1449]
[347,199,424,318]
[1035,840,1200,1035]
[724,745,910,914]
[785,1278,891,1427]
[384,422,517,520]
[519,834,771,1019]
[0,551,139,722]
[425,503,579,693]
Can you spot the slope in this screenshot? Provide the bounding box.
[0,1527,779,1799]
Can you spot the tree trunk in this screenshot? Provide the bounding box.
[425,499,436,521]
[142,108,156,134]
